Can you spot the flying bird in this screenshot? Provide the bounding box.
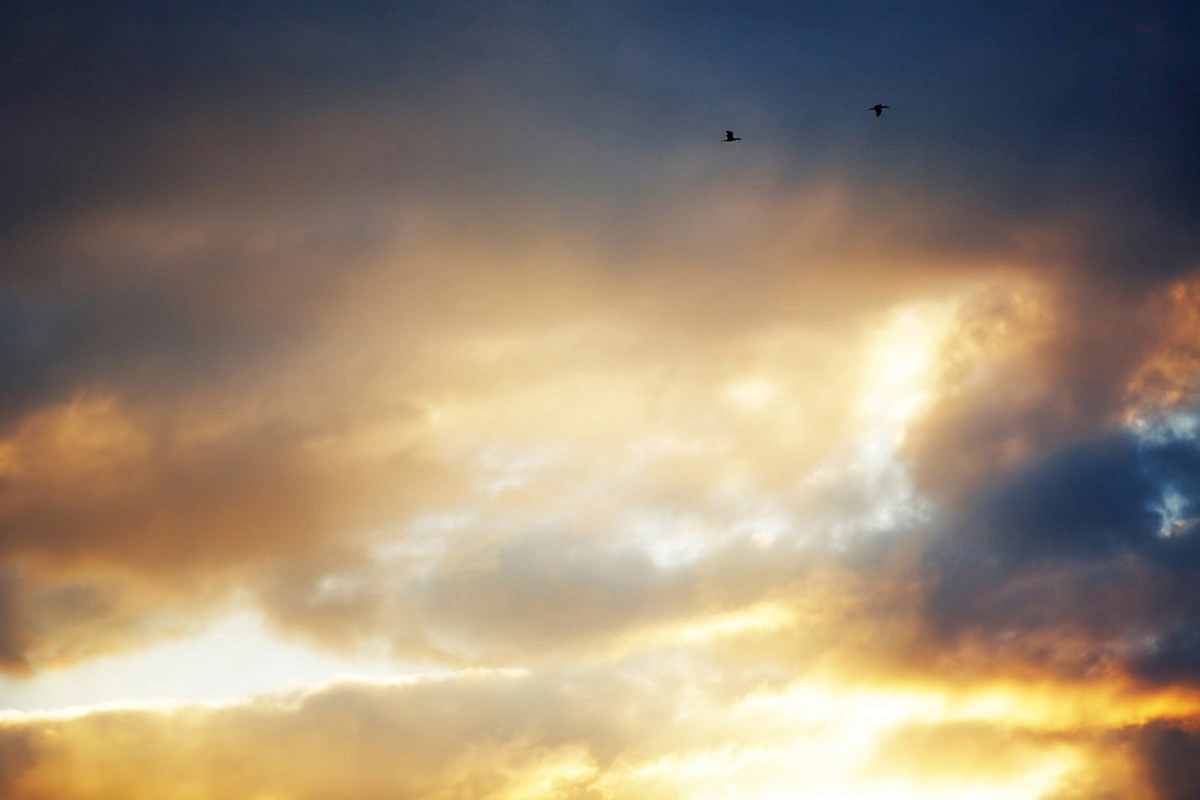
[869,104,889,117]
[724,130,741,142]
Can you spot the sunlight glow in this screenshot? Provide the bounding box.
[594,679,1089,800]
[0,611,415,712]
[857,301,956,461]
[501,748,598,800]
[723,378,779,413]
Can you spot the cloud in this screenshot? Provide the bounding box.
[1,666,1197,800]
[0,669,675,800]
[0,11,1199,800]
[0,391,457,670]
[1,236,1195,679]
[899,277,1190,506]
[1131,721,1200,800]
[919,410,1200,685]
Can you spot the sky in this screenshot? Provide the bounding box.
[1,1,1200,797]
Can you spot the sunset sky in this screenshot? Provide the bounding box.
[2,2,1200,798]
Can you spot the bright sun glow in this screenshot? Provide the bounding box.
[596,679,1087,800]
[858,301,956,443]
[0,611,418,712]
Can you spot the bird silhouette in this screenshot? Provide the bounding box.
[869,104,889,117]
[724,130,741,142]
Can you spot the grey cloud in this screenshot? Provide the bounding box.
[0,571,30,673]
[418,534,697,658]
[1130,611,1200,685]
[5,1,1197,286]
[256,529,806,665]
[923,424,1200,682]
[1131,721,1200,800]
[942,428,1200,569]
[0,727,36,795]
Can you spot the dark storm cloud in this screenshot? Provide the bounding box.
[680,3,1200,294]
[0,204,400,431]
[955,432,1195,564]
[0,0,474,239]
[1131,610,1200,685]
[1130,721,1200,800]
[4,0,1197,279]
[0,0,668,428]
[924,423,1200,682]
[0,0,649,230]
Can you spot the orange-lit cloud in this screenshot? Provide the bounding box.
[3,664,1200,800]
